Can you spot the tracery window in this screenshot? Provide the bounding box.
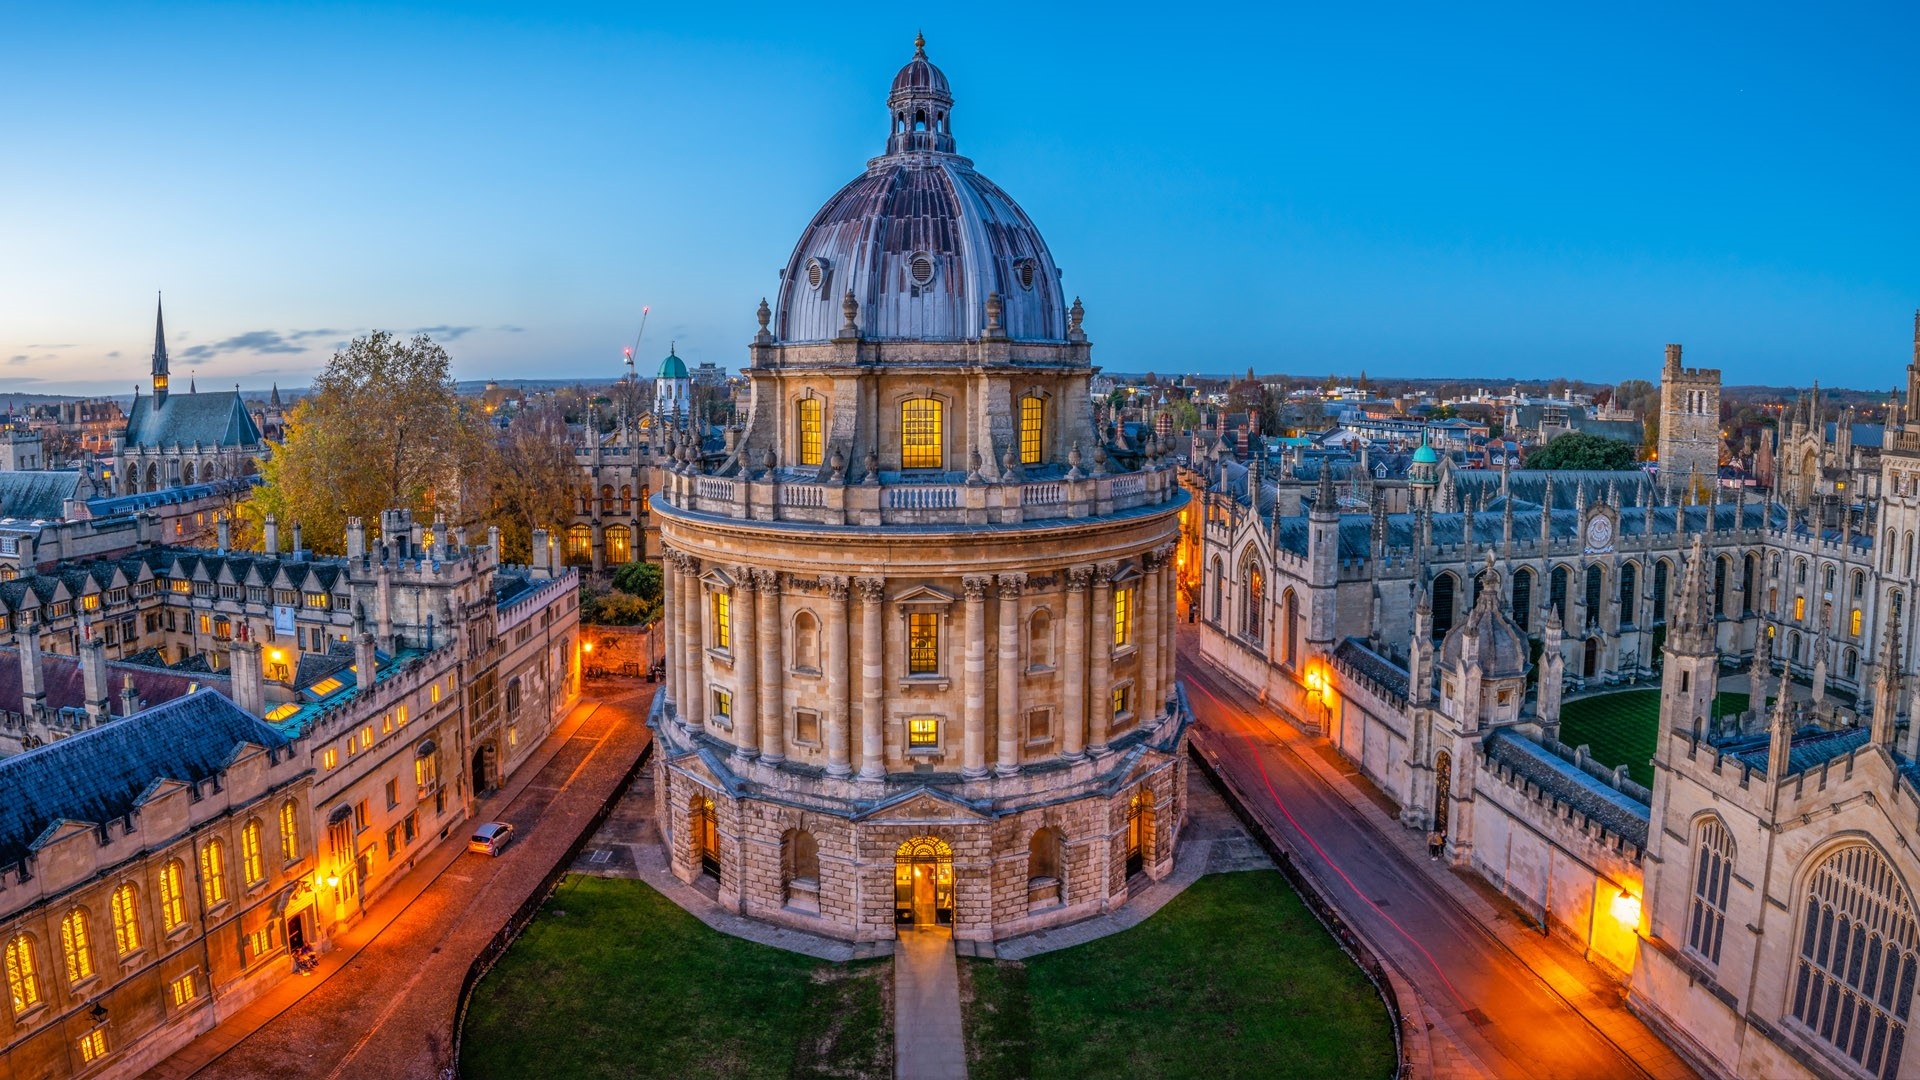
[1790,843,1918,1079]
[60,908,94,984]
[605,525,631,564]
[159,860,187,931]
[5,934,39,1013]
[1653,561,1669,622]
[200,839,227,908]
[281,799,300,862]
[110,885,140,956]
[1511,568,1533,631]
[1687,818,1733,964]
[564,525,592,566]
[1019,395,1044,465]
[1243,566,1264,642]
[1432,572,1457,639]
[797,397,823,467]
[901,398,943,470]
[242,820,265,885]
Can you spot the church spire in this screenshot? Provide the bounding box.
[151,293,171,407]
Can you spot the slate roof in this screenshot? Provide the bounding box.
[1721,725,1871,776]
[1332,637,1409,700]
[1823,422,1886,449]
[0,472,87,521]
[88,476,258,517]
[1482,727,1649,848]
[0,688,292,869]
[0,648,230,715]
[124,391,262,450]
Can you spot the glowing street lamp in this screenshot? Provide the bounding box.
[1610,889,1642,928]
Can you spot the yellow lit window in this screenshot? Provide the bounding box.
[322,746,338,769]
[309,676,344,696]
[908,717,939,747]
[1794,596,1806,621]
[1019,396,1044,465]
[901,398,943,470]
[1114,586,1134,648]
[159,861,187,931]
[1852,608,1863,636]
[359,726,374,751]
[200,840,227,907]
[241,821,265,884]
[110,885,140,955]
[1112,684,1131,718]
[199,614,212,634]
[908,612,939,674]
[60,908,94,984]
[168,971,197,1008]
[797,397,823,466]
[396,704,409,725]
[508,724,519,748]
[265,702,301,722]
[712,591,731,650]
[81,594,99,610]
[431,683,441,704]
[170,577,191,594]
[77,1028,107,1064]
[280,800,299,862]
[5,935,39,1012]
[711,689,732,719]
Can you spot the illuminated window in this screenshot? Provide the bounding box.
[908,717,939,747]
[1852,609,1863,637]
[711,591,731,650]
[431,683,441,704]
[321,746,338,769]
[1687,818,1733,965]
[309,676,344,697]
[110,885,140,955]
[1794,596,1806,621]
[797,397,823,466]
[81,593,99,610]
[908,613,939,674]
[5,934,39,1012]
[168,970,197,1008]
[508,724,519,748]
[241,820,265,884]
[1019,396,1044,464]
[358,726,373,751]
[280,800,299,863]
[200,839,227,907]
[901,398,943,470]
[60,908,94,984]
[396,704,409,725]
[77,1028,107,1064]
[1113,586,1134,648]
[158,860,187,931]
[711,689,732,721]
[605,525,631,564]
[1112,684,1132,719]
[565,525,592,565]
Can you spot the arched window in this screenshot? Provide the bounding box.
[1549,566,1569,622]
[564,525,593,565]
[280,799,300,863]
[1019,395,1045,465]
[1853,608,1864,638]
[1888,530,1898,574]
[1653,561,1670,622]
[200,839,227,908]
[1618,561,1638,625]
[1585,565,1603,626]
[110,884,141,956]
[579,485,593,515]
[900,398,943,470]
[1510,568,1533,631]
[781,828,820,910]
[793,612,820,671]
[605,525,632,564]
[1790,631,1803,664]
[1687,817,1734,964]
[1432,573,1457,639]
[1209,557,1225,621]
[1790,843,1919,1078]
[60,908,94,984]
[1825,563,1837,592]
[1855,570,1867,600]
[796,397,824,467]
[1714,556,1729,617]
[1029,610,1053,670]
[620,485,632,514]
[182,461,196,485]
[5,934,40,1013]
[1846,648,1859,681]
[1283,589,1299,669]
[144,462,158,492]
[158,859,187,931]
[1242,566,1265,642]
[1796,558,1809,586]
[242,819,265,885]
[600,484,614,514]
[1743,554,1756,615]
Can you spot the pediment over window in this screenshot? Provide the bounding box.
[892,584,955,608]
[699,567,736,591]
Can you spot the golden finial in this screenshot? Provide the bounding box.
[914,30,926,55]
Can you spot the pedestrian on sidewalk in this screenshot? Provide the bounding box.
[1427,830,1443,860]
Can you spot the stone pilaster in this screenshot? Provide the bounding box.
[857,577,886,780]
[1089,563,1114,754]
[679,554,705,728]
[732,569,760,758]
[1141,552,1162,719]
[1063,566,1090,759]
[758,569,786,764]
[825,576,852,778]
[962,576,991,779]
[661,545,677,713]
[995,574,1024,776]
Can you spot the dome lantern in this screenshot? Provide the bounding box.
[888,32,956,156]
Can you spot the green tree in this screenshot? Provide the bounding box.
[612,561,663,603]
[1526,431,1638,471]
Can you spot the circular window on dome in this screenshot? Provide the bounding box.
[805,257,828,291]
[1014,258,1037,291]
[908,252,936,288]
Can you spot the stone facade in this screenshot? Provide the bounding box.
[1658,343,1722,494]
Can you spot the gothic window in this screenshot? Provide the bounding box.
[1856,570,1868,600]
[1653,561,1669,622]
[1687,817,1734,965]
[1825,564,1838,592]
[158,860,187,931]
[1585,566,1603,626]
[241,820,265,885]
[1796,596,1807,622]
[59,908,94,984]
[1789,843,1918,1079]
[1715,557,1729,617]
[1432,573,1457,639]
[200,839,227,908]
[796,397,824,467]
[710,591,731,651]
[281,799,300,863]
[793,611,820,671]
[605,525,632,564]
[1743,554,1757,615]
[564,525,592,566]
[1846,648,1859,681]
[1511,568,1533,631]
[1283,589,1299,669]
[1029,610,1053,670]
[1243,566,1265,642]
[908,612,939,674]
[110,884,140,956]
[620,485,632,514]
[1854,608,1865,637]
[1790,631,1803,664]
[1550,566,1569,622]
[1797,558,1809,586]
[1618,561,1638,625]
[600,484,614,514]
[5,934,40,1014]
[1209,558,1225,622]
[1889,530,1899,574]
[900,398,943,470]
[1019,395,1045,465]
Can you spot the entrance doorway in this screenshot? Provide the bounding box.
[692,795,719,880]
[286,913,307,951]
[472,743,495,795]
[894,837,953,927]
[1126,791,1154,878]
[1584,637,1600,678]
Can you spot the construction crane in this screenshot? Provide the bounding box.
[621,306,651,380]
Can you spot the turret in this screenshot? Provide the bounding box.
[1767,686,1795,785]
[1661,537,1720,738]
[1872,613,1903,749]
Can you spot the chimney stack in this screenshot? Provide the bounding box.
[356,631,379,691]
[531,528,552,580]
[216,515,231,553]
[19,628,45,717]
[80,631,111,726]
[119,675,139,718]
[345,517,366,561]
[290,522,304,559]
[228,624,264,716]
[263,512,279,554]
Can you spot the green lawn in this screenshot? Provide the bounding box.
[1558,689,1750,788]
[959,871,1395,1080]
[461,875,891,1080]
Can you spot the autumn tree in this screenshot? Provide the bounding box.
[480,402,580,563]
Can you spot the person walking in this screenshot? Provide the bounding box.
[1427,830,1443,860]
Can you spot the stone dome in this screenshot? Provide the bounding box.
[1439,566,1531,679]
[773,37,1068,345]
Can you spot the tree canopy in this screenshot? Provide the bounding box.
[1526,431,1639,471]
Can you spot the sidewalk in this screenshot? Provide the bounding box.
[894,928,967,1080]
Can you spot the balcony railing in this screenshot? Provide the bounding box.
[658,464,1182,528]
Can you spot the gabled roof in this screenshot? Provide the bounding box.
[124,390,263,450]
[0,688,291,869]
[0,471,87,521]
[0,648,230,715]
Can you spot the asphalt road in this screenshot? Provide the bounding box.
[1182,659,1681,1080]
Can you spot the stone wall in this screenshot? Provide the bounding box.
[581,622,661,676]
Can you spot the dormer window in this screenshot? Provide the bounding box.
[805,257,828,291]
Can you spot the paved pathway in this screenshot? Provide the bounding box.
[159,681,655,1080]
[894,928,967,1080]
[1182,642,1695,1080]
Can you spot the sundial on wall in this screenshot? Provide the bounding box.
[1584,513,1614,554]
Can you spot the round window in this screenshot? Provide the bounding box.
[805,257,828,290]
[1014,258,1037,290]
[909,253,935,287]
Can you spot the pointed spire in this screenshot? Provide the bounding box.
[151,292,171,406]
[1873,613,1904,748]
[1768,684,1795,782]
[1671,535,1716,655]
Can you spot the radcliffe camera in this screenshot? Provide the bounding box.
[1,8,1915,1080]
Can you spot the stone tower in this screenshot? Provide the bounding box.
[1656,343,1720,495]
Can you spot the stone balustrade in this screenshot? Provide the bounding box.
[659,463,1180,528]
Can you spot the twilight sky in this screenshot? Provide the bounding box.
[2,3,1915,395]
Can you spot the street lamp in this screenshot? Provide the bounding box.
[1609,889,1642,929]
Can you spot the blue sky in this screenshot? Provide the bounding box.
[1,3,1915,395]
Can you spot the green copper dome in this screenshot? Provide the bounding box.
[1412,437,1439,465]
[656,349,689,380]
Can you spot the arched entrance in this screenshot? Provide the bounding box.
[1433,750,1453,839]
[1126,790,1155,878]
[692,795,719,880]
[1583,637,1600,678]
[894,837,953,928]
[471,742,496,795]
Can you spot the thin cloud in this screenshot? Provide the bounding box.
[494,325,525,333]
[25,343,75,349]
[410,325,478,340]
[287,328,341,340]
[179,329,309,360]
[6,356,27,366]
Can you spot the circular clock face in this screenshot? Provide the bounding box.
[1587,515,1613,550]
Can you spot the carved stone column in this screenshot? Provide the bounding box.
[857,577,887,780]
[995,574,1024,776]
[825,576,852,777]
[962,576,991,779]
[1063,566,1090,759]
[661,545,677,713]
[1089,563,1115,754]
[732,569,760,759]
[679,554,704,728]
[1141,553,1162,720]
[1162,545,1178,703]
[758,569,785,764]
